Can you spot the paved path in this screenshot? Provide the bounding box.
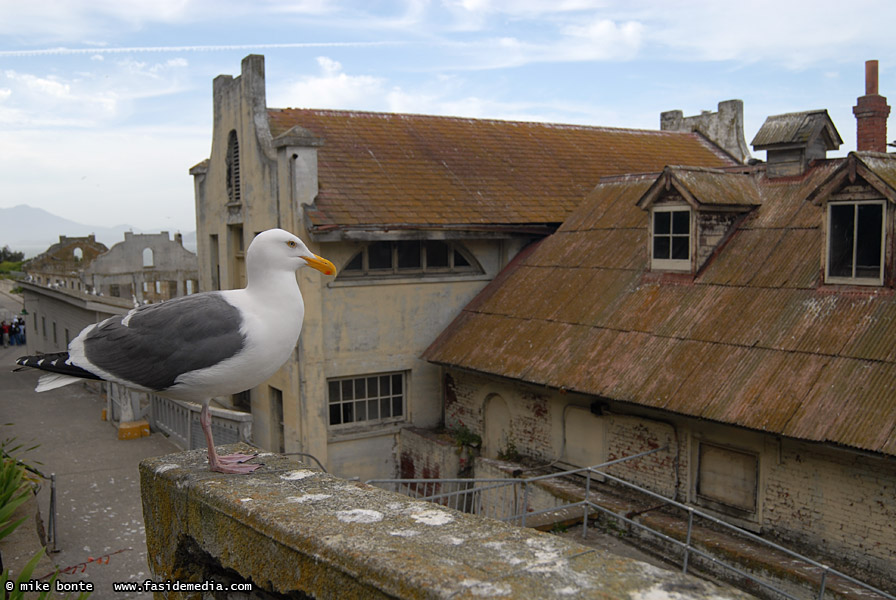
[1,282,179,599]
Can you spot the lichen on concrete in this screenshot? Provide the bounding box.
[140,444,753,599]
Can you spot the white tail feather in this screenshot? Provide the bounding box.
[35,373,82,393]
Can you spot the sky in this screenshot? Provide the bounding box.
[2,0,896,235]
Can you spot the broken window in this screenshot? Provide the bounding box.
[340,240,481,279]
[651,207,691,271]
[827,201,885,285]
[328,372,405,427]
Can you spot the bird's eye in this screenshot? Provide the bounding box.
[286,240,297,248]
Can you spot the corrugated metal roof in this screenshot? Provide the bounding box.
[425,152,896,456]
[266,109,736,231]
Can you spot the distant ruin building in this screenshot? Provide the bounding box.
[85,231,198,303]
[23,235,108,292]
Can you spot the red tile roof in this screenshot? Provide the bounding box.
[425,153,896,456]
[267,109,736,232]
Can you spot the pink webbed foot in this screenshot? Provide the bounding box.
[209,459,262,474]
[218,452,258,465]
[208,452,261,474]
[200,402,261,474]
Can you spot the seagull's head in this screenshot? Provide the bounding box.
[248,229,337,277]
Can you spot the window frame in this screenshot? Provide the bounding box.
[825,199,886,286]
[339,240,481,279]
[327,372,406,429]
[650,205,693,272]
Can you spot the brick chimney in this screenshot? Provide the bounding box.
[853,60,890,152]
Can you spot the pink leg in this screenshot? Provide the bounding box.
[200,402,260,474]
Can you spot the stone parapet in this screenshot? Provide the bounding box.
[140,444,751,599]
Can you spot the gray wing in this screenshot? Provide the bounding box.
[80,293,246,391]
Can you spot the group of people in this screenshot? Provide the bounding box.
[1,316,26,347]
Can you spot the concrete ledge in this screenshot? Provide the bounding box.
[140,444,751,599]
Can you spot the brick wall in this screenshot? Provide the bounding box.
[696,211,740,270]
[397,427,463,482]
[604,415,680,499]
[763,441,896,579]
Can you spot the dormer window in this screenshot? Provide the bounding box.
[826,200,885,285]
[651,206,691,271]
[638,167,760,275]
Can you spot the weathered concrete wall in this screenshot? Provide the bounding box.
[85,231,198,303]
[140,445,750,599]
[661,100,751,164]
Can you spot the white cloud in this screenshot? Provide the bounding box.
[274,57,388,110]
[0,57,191,128]
[608,0,894,68]
[0,0,334,43]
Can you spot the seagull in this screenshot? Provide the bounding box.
[15,229,336,474]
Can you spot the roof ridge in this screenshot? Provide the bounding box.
[268,106,705,136]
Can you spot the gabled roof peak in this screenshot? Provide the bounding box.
[637,165,762,211]
[751,109,843,150]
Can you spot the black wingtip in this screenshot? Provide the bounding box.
[13,352,103,382]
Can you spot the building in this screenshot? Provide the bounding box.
[23,235,108,292]
[423,62,896,585]
[84,231,198,304]
[190,54,740,479]
[20,281,131,356]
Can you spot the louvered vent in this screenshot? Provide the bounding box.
[226,130,241,203]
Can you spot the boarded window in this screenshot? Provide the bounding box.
[696,443,758,515]
[563,406,605,468]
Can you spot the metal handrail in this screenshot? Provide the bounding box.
[367,452,895,600]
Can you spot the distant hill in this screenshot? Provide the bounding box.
[0,205,196,258]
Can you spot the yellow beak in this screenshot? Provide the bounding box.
[302,254,337,277]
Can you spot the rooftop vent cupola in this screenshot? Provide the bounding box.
[854,60,890,152]
[751,110,842,178]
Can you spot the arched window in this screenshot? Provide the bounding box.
[225,130,241,203]
[72,247,83,261]
[142,248,154,267]
[340,240,481,279]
